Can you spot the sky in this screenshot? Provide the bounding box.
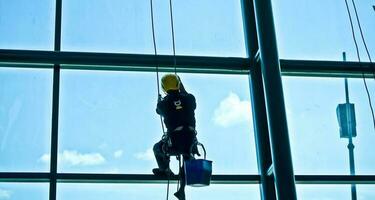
[0,0,375,199]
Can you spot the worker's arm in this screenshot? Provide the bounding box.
[178,76,196,110]
[180,82,187,94]
[190,94,196,110]
[156,95,165,115]
[178,76,188,94]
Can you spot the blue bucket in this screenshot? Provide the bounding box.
[184,143,212,187]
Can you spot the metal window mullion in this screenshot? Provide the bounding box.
[1,49,375,76]
[241,0,276,199]
[253,0,297,198]
[249,63,277,200]
[3,173,375,184]
[50,0,62,200]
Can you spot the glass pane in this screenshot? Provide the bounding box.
[0,67,52,172]
[297,185,350,200]
[172,0,246,57]
[58,70,257,174]
[58,183,260,200]
[61,0,246,57]
[62,0,153,54]
[283,76,375,174]
[0,0,55,50]
[0,183,48,200]
[272,0,375,61]
[358,185,375,199]
[297,184,375,199]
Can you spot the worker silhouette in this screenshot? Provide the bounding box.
[153,74,198,200]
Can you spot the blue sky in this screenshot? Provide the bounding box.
[0,0,375,199]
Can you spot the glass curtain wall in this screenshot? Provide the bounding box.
[1,0,375,199]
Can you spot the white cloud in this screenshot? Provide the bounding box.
[40,154,50,163]
[114,150,123,158]
[134,148,154,161]
[213,92,252,127]
[39,150,106,166]
[0,189,11,199]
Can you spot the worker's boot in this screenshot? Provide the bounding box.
[152,168,174,176]
[174,189,185,200]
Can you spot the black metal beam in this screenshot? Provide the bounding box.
[295,175,375,184]
[241,0,259,58]
[249,64,277,200]
[49,65,60,200]
[242,0,277,198]
[1,49,375,76]
[57,174,260,184]
[54,1,62,52]
[280,59,375,77]
[0,173,260,184]
[50,0,62,200]
[2,173,375,185]
[253,0,297,198]
[0,173,50,183]
[0,49,250,72]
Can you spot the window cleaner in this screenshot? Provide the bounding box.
[149,1,212,199]
[153,74,200,200]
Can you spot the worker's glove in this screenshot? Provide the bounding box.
[192,145,201,157]
[158,94,162,102]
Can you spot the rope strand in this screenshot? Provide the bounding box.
[350,0,373,64]
[344,0,375,131]
[150,0,167,135]
[150,1,169,199]
[166,173,170,200]
[150,0,160,95]
[169,0,177,74]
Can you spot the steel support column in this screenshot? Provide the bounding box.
[49,0,62,200]
[242,0,276,199]
[249,63,277,200]
[252,0,297,199]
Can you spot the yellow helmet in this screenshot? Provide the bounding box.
[161,74,180,93]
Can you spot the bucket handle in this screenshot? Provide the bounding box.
[191,142,207,160]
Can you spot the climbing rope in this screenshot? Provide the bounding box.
[343,0,375,131]
[150,0,166,136]
[167,172,171,200]
[168,0,177,74]
[150,1,189,199]
[150,0,180,199]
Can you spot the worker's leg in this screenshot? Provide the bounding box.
[174,155,192,200]
[172,129,196,200]
[153,140,171,175]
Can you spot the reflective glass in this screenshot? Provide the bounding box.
[0,67,52,172]
[57,183,260,200]
[272,0,375,61]
[0,0,55,50]
[297,184,375,199]
[58,70,257,174]
[61,0,246,57]
[62,0,153,54]
[0,183,48,200]
[357,185,375,199]
[171,0,246,57]
[283,76,375,174]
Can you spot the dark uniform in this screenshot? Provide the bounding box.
[153,88,197,170]
[153,85,197,200]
